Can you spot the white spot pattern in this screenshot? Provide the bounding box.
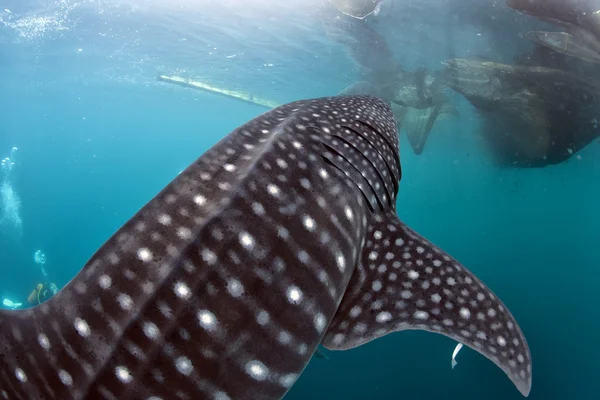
[245,360,268,381]
[322,215,532,396]
[0,96,530,400]
[74,318,91,338]
[115,366,132,383]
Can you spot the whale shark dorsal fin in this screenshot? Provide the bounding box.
[322,212,532,397]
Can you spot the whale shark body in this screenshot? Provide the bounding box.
[0,95,531,399]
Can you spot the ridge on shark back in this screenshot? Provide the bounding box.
[0,95,531,399]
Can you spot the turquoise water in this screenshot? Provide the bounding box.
[1,1,599,399]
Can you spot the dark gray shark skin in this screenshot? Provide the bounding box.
[0,95,531,399]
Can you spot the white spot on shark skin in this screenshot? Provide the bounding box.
[287,286,303,304]
[227,279,244,297]
[414,311,429,320]
[336,253,346,272]
[174,282,192,300]
[137,248,152,262]
[158,214,171,225]
[278,331,292,345]
[303,215,316,231]
[245,360,269,381]
[267,184,280,197]
[214,392,231,400]
[280,373,298,388]
[276,158,288,169]
[314,313,327,332]
[407,270,419,280]
[194,195,206,206]
[201,248,217,264]
[376,311,392,323]
[239,232,255,249]
[74,281,87,294]
[344,206,353,220]
[15,368,26,382]
[115,366,132,383]
[349,306,361,318]
[143,322,159,339]
[300,178,311,189]
[38,333,50,350]
[58,369,73,386]
[175,356,193,375]
[198,310,217,331]
[117,293,133,311]
[74,318,91,338]
[252,202,266,215]
[177,227,192,239]
[459,308,471,319]
[256,310,270,326]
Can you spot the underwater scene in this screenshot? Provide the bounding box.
[0,0,599,399]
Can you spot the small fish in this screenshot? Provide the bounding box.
[451,342,464,369]
[0,95,531,399]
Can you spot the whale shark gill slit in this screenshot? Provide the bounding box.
[330,132,394,207]
[355,119,401,179]
[335,124,397,201]
[320,155,376,213]
[321,143,384,212]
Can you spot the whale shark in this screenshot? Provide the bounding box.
[0,95,531,399]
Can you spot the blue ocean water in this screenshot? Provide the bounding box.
[0,1,599,399]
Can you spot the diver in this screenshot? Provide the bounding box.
[2,281,59,309]
[27,281,59,306]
